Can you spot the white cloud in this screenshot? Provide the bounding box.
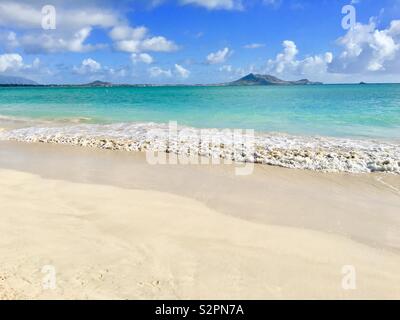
[73,58,102,74]
[15,27,102,54]
[300,52,333,75]
[0,1,177,55]
[0,1,119,30]
[175,64,190,78]
[0,1,120,53]
[149,66,172,77]
[114,40,141,53]
[180,0,243,10]
[141,36,178,52]
[262,19,400,81]
[110,25,178,53]
[0,2,41,29]
[0,53,24,72]
[131,53,154,64]
[244,43,266,49]
[267,40,298,73]
[110,26,148,41]
[330,20,400,73]
[148,64,190,79]
[266,40,333,76]
[72,57,130,80]
[0,53,51,84]
[206,47,232,64]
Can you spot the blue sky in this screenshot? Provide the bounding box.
[0,0,400,84]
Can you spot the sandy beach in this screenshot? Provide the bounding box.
[0,141,400,299]
[1,0,400,303]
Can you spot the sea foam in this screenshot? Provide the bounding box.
[0,122,399,174]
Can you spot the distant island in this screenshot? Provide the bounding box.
[226,73,322,86]
[80,80,113,87]
[0,74,323,87]
[0,75,38,86]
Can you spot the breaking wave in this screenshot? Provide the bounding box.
[0,120,399,174]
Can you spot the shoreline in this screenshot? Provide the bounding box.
[0,141,400,299]
[1,140,400,249]
[1,118,399,174]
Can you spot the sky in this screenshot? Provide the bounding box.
[0,0,400,84]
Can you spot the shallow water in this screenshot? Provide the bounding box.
[0,84,400,140]
[0,85,399,173]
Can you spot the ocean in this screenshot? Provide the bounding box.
[0,84,399,173]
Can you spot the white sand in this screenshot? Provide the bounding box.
[1,168,400,299]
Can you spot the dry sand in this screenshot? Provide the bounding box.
[0,141,400,299]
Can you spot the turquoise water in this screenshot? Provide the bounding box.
[1,84,400,141]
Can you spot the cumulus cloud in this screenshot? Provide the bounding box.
[72,57,130,80]
[206,47,232,64]
[0,53,24,72]
[148,64,191,79]
[330,19,400,74]
[141,36,178,52]
[0,1,120,53]
[300,52,333,75]
[174,64,190,78]
[110,26,148,42]
[15,27,104,54]
[180,0,243,10]
[0,2,42,29]
[267,40,298,73]
[110,25,178,53]
[131,53,154,64]
[264,19,400,79]
[0,1,119,30]
[0,1,177,55]
[0,53,41,74]
[149,66,173,78]
[73,58,102,74]
[266,40,333,76]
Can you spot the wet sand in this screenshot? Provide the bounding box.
[0,141,400,299]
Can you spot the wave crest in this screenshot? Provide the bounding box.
[0,122,399,174]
